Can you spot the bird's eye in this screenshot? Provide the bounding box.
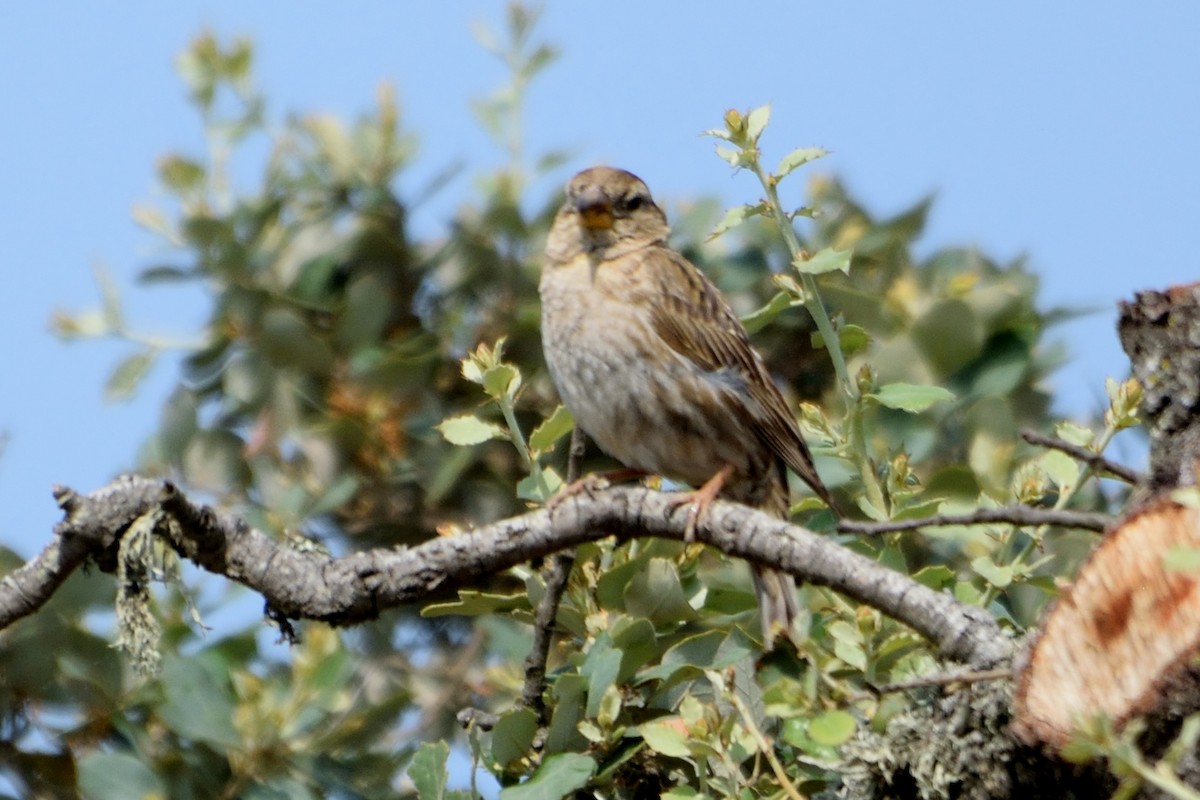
[622,194,645,212]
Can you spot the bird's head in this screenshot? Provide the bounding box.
[545,166,670,263]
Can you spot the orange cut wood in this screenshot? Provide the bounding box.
[1013,498,1200,748]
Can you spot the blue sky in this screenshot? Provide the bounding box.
[3,2,1197,557]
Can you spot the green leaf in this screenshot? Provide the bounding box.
[808,709,857,745]
[638,629,742,683]
[545,674,587,754]
[776,146,829,178]
[499,753,596,800]
[793,246,852,275]
[639,720,693,758]
[491,708,538,769]
[78,752,166,800]
[104,350,156,402]
[707,202,766,241]
[714,144,742,167]
[610,618,659,681]
[517,467,563,503]
[437,414,507,446]
[422,590,531,618]
[1039,449,1078,490]
[482,363,519,400]
[528,405,574,453]
[158,655,239,748]
[833,638,867,671]
[624,558,695,626]
[812,323,870,356]
[158,154,206,193]
[871,383,956,413]
[1055,421,1094,448]
[912,564,956,590]
[744,104,771,144]
[971,555,1014,589]
[582,640,622,718]
[741,291,794,335]
[826,620,862,647]
[408,741,452,800]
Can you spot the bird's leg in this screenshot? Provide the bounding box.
[547,468,648,513]
[667,464,735,543]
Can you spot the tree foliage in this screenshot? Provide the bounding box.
[10,8,1141,800]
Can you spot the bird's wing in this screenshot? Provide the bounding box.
[644,247,836,508]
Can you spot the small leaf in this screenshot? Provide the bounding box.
[793,246,852,275]
[833,638,867,671]
[826,620,862,647]
[78,752,166,800]
[422,590,530,618]
[158,656,239,748]
[707,202,766,241]
[811,323,870,356]
[744,104,771,144]
[624,558,695,625]
[971,556,1014,589]
[913,564,956,590]
[516,467,563,503]
[1039,449,1078,490]
[437,415,507,446]
[499,753,596,800]
[491,708,538,769]
[714,144,741,167]
[871,383,956,413]
[158,154,206,193]
[776,146,829,178]
[741,291,793,335]
[528,405,574,453]
[640,720,693,758]
[482,364,519,400]
[407,741,452,800]
[1055,422,1094,448]
[105,350,156,402]
[808,710,857,746]
[582,642,622,718]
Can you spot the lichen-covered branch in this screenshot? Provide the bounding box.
[5,475,1013,667]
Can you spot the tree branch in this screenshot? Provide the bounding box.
[838,505,1112,536]
[7,475,1014,667]
[1020,429,1142,484]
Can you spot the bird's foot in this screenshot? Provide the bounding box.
[547,468,648,514]
[666,464,735,543]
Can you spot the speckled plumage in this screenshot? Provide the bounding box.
[539,166,838,645]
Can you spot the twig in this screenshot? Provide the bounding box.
[1021,429,1141,484]
[519,427,587,723]
[871,667,1012,696]
[838,506,1112,536]
[719,669,806,800]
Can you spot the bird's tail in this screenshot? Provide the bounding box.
[753,471,805,651]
